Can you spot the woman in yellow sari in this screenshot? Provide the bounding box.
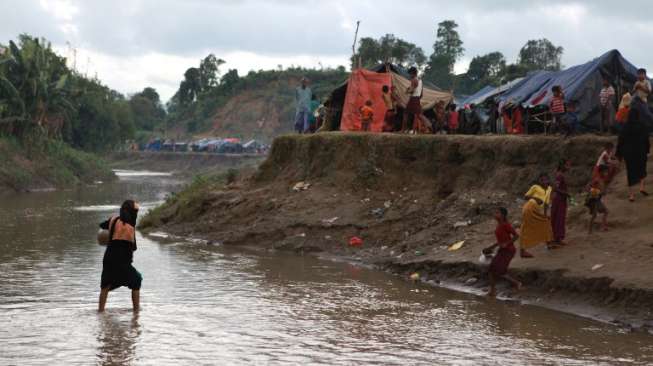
[520,173,554,258]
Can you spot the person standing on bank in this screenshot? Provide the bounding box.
[599,78,616,134]
[519,173,554,258]
[551,159,571,245]
[294,77,312,133]
[616,101,650,202]
[98,200,142,312]
[403,67,429,133]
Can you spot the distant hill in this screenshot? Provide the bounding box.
[167,68,348,143]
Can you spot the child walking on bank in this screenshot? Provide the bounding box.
[587,165,610,233]
[360,100,374,132]
[484,207,522,297]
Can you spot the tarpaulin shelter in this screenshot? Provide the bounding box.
[460,78,525,107]
[331,63,453,132]
[495,50,644,128]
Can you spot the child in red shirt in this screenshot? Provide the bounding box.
[447,104,459,134]
[549,85,566,133]
[483,207,522,297]
[586,165,609,233]
[360,100,374,132]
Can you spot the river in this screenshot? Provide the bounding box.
[1,170,652,365]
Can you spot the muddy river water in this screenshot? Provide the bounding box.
[1,170,653,365]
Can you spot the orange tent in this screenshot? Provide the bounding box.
[339,69,391,132]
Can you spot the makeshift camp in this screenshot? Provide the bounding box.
[460,78,525,107]
[243,139,264,153]
[498,50,644,129]
[329,64,453,132]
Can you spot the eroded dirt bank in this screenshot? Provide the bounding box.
[140,133,653,331]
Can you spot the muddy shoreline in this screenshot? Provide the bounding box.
[139,133,653,332]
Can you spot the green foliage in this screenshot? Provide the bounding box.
[0,33,143,153]
[456,51,507,95]
[129,87,166,132]
[432,20,465,69]
[518,38,564,71]
[352,34,426,69]
[0,135,114,190]
[138,170,232,229]
[424,20,464,90]
[166,62,348,136]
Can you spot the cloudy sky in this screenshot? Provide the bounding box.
[3,0,653,101]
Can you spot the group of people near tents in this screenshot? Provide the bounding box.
[483,91,650,296]
[299,50,651,137]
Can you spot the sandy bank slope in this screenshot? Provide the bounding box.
[141,133,653,330]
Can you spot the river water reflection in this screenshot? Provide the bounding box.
[1,170,652,365]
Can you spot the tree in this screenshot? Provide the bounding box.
[518,38,564,71]
[0,35,73,135]
[139,87,160,104]
[199,54,225,91]
[129,87,166,131]
[424,20,465,90]
[466,52,505,84]
[432,20,464,71]
[220,69,240,93]
[178,67,201,106]
[352,34,426,69]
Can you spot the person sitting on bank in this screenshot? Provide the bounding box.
[484,207,522,297]
[98,200,142,312]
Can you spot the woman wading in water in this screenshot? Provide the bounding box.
[98,200,142,312]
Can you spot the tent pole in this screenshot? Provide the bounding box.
[352,20,360,70]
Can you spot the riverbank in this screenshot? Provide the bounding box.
[0,137,115,192]
[109,150,265,176]
[140,132,653,331]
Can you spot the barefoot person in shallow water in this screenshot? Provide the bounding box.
[484,207,522,297]
[98,200,142,312]
[519,173,555,258]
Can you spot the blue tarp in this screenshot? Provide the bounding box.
[496,70,553,107]
[459,86,494,107]
[495,50,643,127]
[461,77,526,107]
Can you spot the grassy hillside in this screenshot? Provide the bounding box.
[167,68,348,142]
[0,136,115,192]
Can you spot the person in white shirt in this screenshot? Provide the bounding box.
[599,78,616,133]
[632,68,651,102]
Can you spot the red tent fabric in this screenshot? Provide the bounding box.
[340,69,392,132]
